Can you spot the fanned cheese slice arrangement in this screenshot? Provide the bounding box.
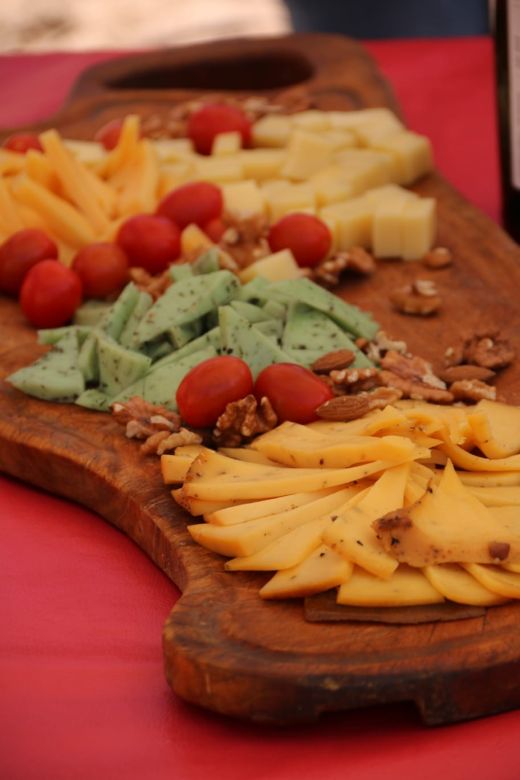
[163,398,520,611]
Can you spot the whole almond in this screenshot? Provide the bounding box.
[316,395,370,421]
[311,349,356,373]
[437,365,496,383]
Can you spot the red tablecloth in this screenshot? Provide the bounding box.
[1,37,518,780]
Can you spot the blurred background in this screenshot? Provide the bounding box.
[0,0,492,52]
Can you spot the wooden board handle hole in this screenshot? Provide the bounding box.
[105,50,314,92]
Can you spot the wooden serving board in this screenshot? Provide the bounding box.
[2,34,520,726]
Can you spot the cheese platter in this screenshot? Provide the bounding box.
[1,34,520,725]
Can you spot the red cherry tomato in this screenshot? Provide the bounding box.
[268,213,332,268]
[0,228,58,296]
[116,214,180,274]
[203,217,227,243]
[71,242,129,299]
[2,133,43,154]
[187,103,252,155]
[94,118,126,151]
[157,181,223,229]
[254,363,333,424]
[20,260,83,328]
[176,356,254,428]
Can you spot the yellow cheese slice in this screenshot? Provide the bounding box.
[253,430,421,469]
[375,460,520,566]
[224,515,333,571]
[323,463,409,578]
[423,564,507,606]
[205,488,341,526]
[24,149,62,194]
[462,563,520,599]
[40,129,111,235]
[0,177,25,233]
[337,564,444,607]
[188,487,357,558]
[216,447,278,466]
[439,432,520,472]
[0,148,26,175]
[468,486,520,507]
[161,455,193,483]
[183,444,397,501]
[260,543,353,599]
[458,471,520,487]
[11,174,96,247]
[468,400,520,458]
[172,488,248,518]
[101,114,141,178]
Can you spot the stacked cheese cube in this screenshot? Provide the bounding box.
[154,108,435,262]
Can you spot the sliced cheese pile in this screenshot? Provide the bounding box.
[162,399,520,608]
[0,107,435,269]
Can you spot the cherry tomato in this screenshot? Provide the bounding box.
[20,260,83,328]
[157,181,223,229]
[176,356,253,428]
[116,214,180,274]
[94,118,126,151]
[187,103,252,155]
[268,213,332,268]
[254,363,333,424]
[203,217,227,243]
[71,242,129,299]
[0,228,58,296]
[2,133,43,154]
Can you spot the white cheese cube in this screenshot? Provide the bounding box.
[239,249,304,283]
[158,161,196,197]
[222,180,266,218]
[401,197,436,260]
[373,131,434,185]
[372,199,410,258]
[320,198,373,249]
[64,139,106,166]
[252,115,294,148]
[292,109,331,131]
[266,182,316,221]
[335,149,396,194]
[281,130,334,181]
[153,138,194,162]
[193,156,243,183]
[180,223,214,257]
[211,132,242,156]
[239,149,286,180]
[354,116,404,147]
[362,183,417,207]
[319,129,358,151]
[327,108,404,133]
[310,166,356,207]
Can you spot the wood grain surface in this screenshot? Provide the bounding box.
[1,34,520,725]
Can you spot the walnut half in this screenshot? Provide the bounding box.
[213,394,277,447]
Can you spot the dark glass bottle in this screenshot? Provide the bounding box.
[495,0,520,242]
